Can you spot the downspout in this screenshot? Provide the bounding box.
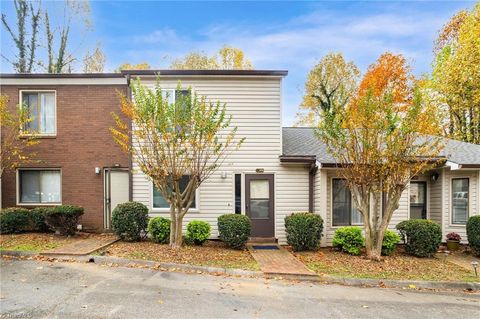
[126,74,133,202]
[309,162,318,213]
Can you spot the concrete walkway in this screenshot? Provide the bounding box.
[41,234,118,256]
[248,245,316,277]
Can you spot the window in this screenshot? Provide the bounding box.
[332,179,362,226]
[452,178,469,224]
[410,182,427,219]
[18,169,61,204]
[234,174,242,214]
[21,91,56,135]
[152,175,197,209]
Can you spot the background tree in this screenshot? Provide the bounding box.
[296,53,360,126]
[1,0,41,73]
[431,3,480,144]
[115,62,151,72]
[170,45,253,70]
[318,53,444,260]
[0,94,38,179]
[83,43,105,73]
[111,80,244,248]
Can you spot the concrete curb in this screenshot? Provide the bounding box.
[2,250,479,291]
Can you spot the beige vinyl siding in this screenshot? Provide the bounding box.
[429,169,443,226]
[131,76,309,243]
[443,169,479,243]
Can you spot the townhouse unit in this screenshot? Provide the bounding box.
[1,70,479,244]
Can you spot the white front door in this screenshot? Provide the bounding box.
[104,169,129,229]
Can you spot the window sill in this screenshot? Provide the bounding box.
[17,202,62,206]
[20,134,57,139]
[448,223,467,227]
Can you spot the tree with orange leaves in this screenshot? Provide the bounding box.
[318,53,444,260]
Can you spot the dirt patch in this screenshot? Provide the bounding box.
[0,233,109,252]
[103,240,259,271]
[292,247,479,282]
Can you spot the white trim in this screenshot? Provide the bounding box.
[446,161,462,170]
[1,78,126,86]
[19,90,57,137]
[449,176,471,226]
[16,168,62,206]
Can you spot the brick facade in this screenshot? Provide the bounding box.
[1,84,129,231]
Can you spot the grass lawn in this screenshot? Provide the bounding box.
[0,233,76,252]
[103,240,260,271]
[293,247,479,282]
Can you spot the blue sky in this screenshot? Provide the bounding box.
[1,1,476,125]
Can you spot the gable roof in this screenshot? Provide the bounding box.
[282,127,480,167]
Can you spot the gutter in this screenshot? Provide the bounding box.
[126,74,133,202]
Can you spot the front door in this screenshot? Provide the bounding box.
[410,181,427,219]
[245,174,274,237]
[104,169,129,229]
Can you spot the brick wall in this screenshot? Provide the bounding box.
[1,84,129,231]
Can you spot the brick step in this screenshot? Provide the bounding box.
[248,237,277,244]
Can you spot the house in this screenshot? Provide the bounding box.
[0,73,130,231]
[1,70,479,245]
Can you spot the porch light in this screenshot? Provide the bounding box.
[472,261,478,277]
[95,167,101,175]
[221,171,227,179]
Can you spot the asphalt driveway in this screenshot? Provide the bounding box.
[0,258,479,319]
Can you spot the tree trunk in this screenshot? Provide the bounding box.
[169,205,184,249]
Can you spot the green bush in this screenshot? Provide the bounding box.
[217,214,251,249]
[0,208,30,234]
[467,215,480,257]
[43,205,84,236]
[148,217,170,244]
[332,226,364,255]
[186,220,211,245]
[29,207,50,232]
[382,230,400,256]
[112,202,148,241]
[396,219,441,257]
[285,212,323,251]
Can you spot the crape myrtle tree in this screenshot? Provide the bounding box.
[318,53,444,260]
[111,79,244,248]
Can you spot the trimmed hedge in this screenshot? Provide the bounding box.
[217,214,251,249]
[148,217,170,244]
[332,226,364,255]
[0,207,50,234]
[382,230,400,256]
[396,219,441,257]
[467,215,480,257]
[186,220,211,246]
[112,202,149,241]
[285,212,323,251]
[43,205,84,236]
[0,208,31,234]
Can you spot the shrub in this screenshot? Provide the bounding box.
[467,215,480,257]
[29,207,50,232]
[382,230,400,256]
[148,217,170,244]
[186,220,211,245]
[396,219,441,257]
[112,202,149,241]
[284,212,323,251]
[332,226,364,255]
[217,214,251,249]
[0,208,30,234]
[446,232,461,241]
[43,205,84,236]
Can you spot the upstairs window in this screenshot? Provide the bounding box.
[332,179,363,226]
[21,91,56,135]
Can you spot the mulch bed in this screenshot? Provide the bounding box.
[291,247,478,282]
[0,232,104,252]
[103,240,259,271]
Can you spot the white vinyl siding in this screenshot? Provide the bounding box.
[131,76,308,243]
